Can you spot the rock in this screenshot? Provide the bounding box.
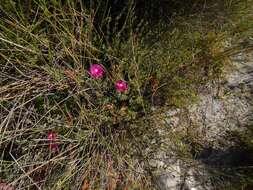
[154,52,253,190]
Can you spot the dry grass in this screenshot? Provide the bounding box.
[0,0,253,189]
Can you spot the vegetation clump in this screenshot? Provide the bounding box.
[0,0,253,189]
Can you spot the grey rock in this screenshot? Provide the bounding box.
[155,53,253,190]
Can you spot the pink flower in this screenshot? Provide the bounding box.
[47,130,58,151]
[49,143,59,151]
[47,130,56,140]
[115,80,127,92]
[89,64,104,78]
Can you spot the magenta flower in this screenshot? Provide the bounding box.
[49,143,58,151]
[47,130,58,151]
[115,80,127,92]
[89,64,104,78]
[47,130,56,140]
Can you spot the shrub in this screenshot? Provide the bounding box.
[0,0,252,189]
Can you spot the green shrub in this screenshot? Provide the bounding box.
[0,0,252,189]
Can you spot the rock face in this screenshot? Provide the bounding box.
[155,52,253,190]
